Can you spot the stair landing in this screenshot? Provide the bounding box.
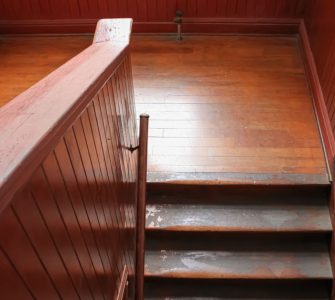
[132,35,330,185]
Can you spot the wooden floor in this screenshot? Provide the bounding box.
[0,34,328,184]
[131,36,328,184]
[0,35,92,107]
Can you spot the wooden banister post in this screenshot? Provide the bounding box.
[135,114,149,300]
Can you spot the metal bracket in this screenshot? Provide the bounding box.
[125,145,139,153]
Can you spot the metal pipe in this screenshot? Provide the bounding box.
[174,10,183,41]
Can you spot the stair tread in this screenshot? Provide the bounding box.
[145,250,332,279]
[146,204,332,232]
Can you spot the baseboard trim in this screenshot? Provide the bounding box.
[0,19,98,34]
[298,20,335,178]
[0,18,301,35]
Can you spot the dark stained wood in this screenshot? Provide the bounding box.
[0,19,138,300]
[304,0,335,141]
[147,183,330,199]
[145,248,332,279]
[145,279,331,299]
[144,181,332,298]
[176,17,301,35]
[132,35,329,184]
[0,33,129,211]
[298,22,335,179]
[146,172,329,185]
[0,18,302,35]
[146,202,332,233]
[116,266,129,300]
[136,114,150,300]
[146,182,332,233]
[0,1,306,33]
[303,4,335,299]
[0,35,92,107]
[0,0,306,20]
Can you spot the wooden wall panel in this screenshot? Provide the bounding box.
[304,0,335,138]
[0,55,137,299]
[0,0,306,21]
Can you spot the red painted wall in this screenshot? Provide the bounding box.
[0,0,306,21]
[304,0,335,135]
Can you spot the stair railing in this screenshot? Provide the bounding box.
[0,18,141,300]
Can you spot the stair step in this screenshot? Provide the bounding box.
[145,278,331,300]
[145,232,331,251]
[146,203,331,232]
[145,184,332,298]
[147,184,330,203]
[145,249,332,279]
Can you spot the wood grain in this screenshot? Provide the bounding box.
[0,20,137,300]
[0,0,306,21]
[0,0,306,33]
[303,5,335,299]
[303,1,335,160]
[132,35,328,184]
[146,202,332,233]
[145,248,332,279]
[0,35,92,107]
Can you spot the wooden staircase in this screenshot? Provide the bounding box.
[144,184,333,299]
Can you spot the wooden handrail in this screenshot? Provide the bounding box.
[0,19,132,213]
[94,18,132,44]
[0,18,139,300]
[136,114,149,300]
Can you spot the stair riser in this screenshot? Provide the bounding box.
[146,231,331,251]
[145,278,332,299]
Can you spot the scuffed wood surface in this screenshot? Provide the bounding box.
[146,202,332,232]
[145,249,332,279]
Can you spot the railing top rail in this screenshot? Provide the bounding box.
[0,18,133,211]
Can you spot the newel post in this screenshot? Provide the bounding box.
[136,114,149,300]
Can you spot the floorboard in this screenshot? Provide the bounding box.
[0,34,329,185]
[145,248,332,279]
[0,35,92,107]
[131,35,328,184]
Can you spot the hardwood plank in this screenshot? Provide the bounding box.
[146,203,332,232]
[145,249,332,279]
[12,189,83,299]
[144,278,331,300]
[0,207,62,299]
[131,35,328,184]
[0,248,34,300]
[0,27,137,300]
[147,172,330,185]
[0,35,91,107]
